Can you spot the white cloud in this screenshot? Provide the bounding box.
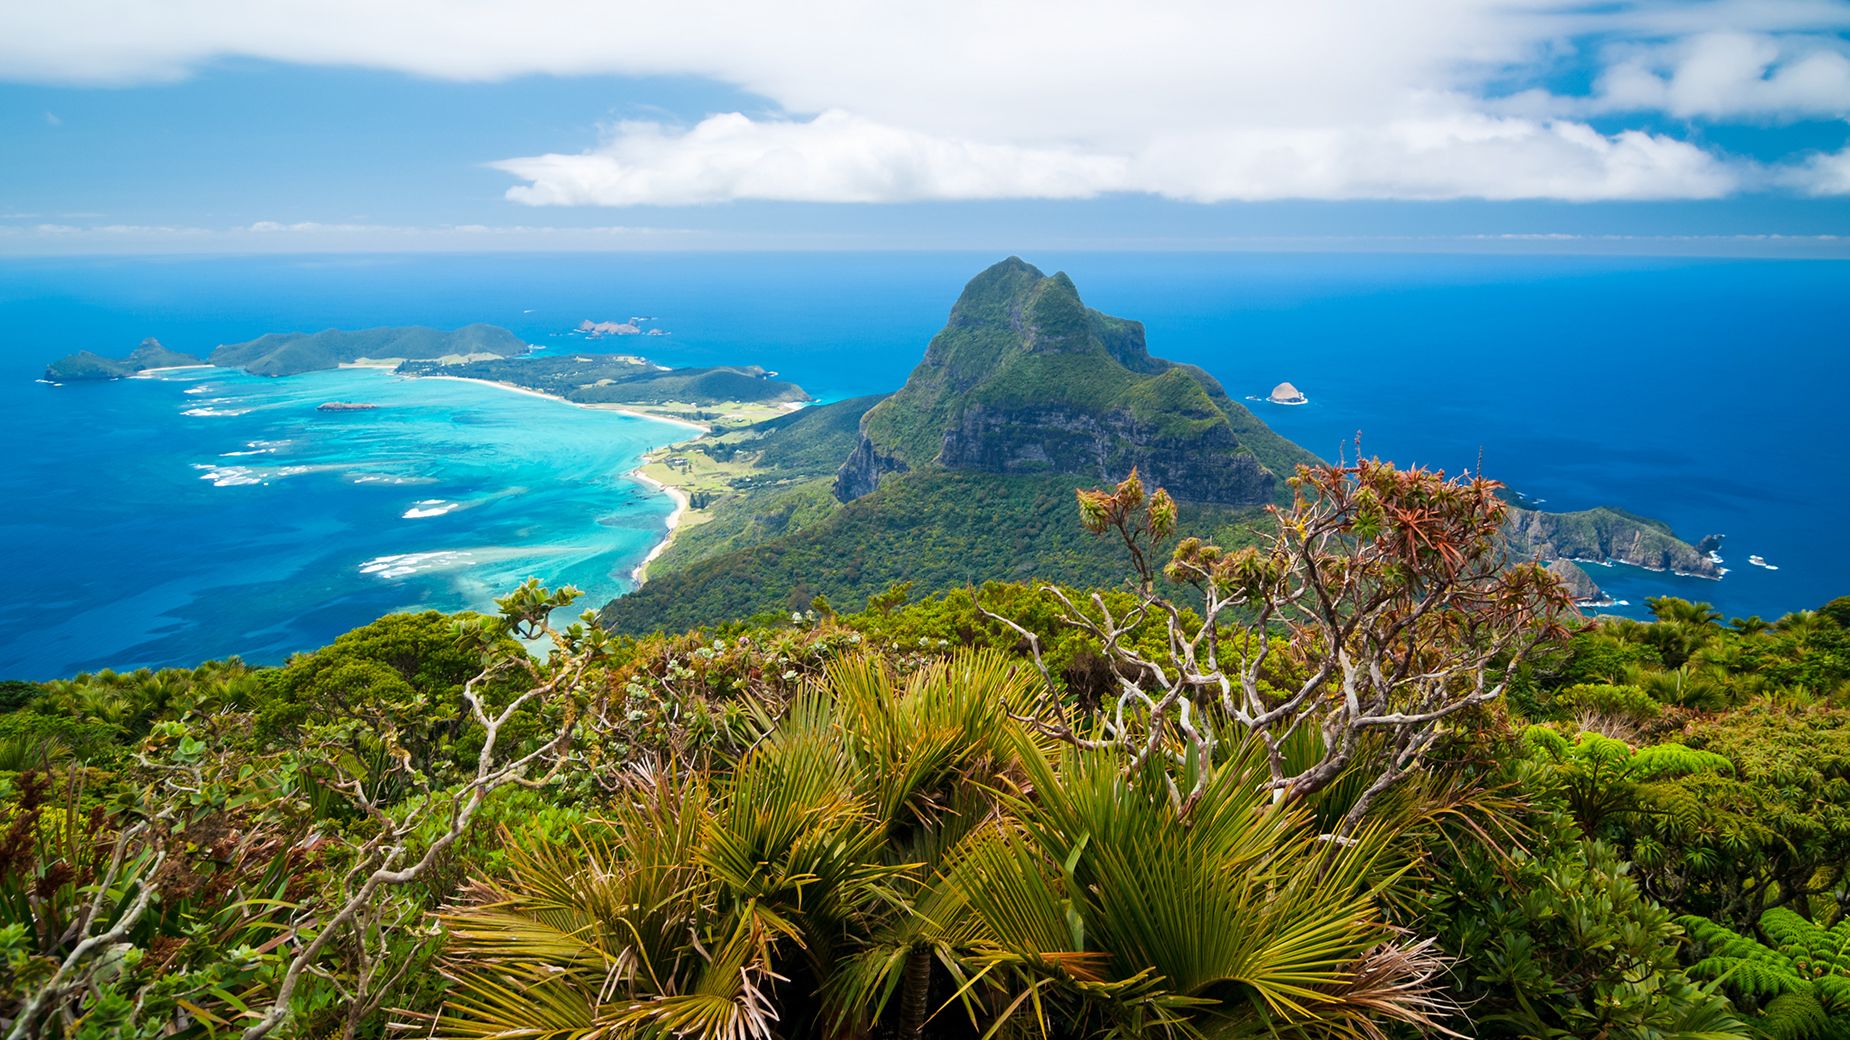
[1590,32,1850,118]
[2,1,1848,203]
[493,111,1129,205]
[495,110,1738,205]
[1784,143,1850,192]
[1109,116,1738,202]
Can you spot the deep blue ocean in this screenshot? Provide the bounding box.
[2,252,1844,679]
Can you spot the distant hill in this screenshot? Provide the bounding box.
[402,353,811,409]
[837,257,1317,504]
[211,324,527,376]
[44,338,202,381]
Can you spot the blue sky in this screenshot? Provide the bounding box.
[2,1,1847,255]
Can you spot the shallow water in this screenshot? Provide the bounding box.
[3,362,679,677]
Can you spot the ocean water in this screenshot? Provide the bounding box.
[1,252,1844,678]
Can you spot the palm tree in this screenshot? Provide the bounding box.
[430,651,1450,1038]
[920,741,1453,1038]
[1648,598,1724,630]
[430,649,1039,1040]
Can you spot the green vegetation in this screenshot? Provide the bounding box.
[1681,910,1850,1039]
[14,261,1844,1038]
[632,395,883,573]
[722,393,886,474]
[43,338,202,381]
[6,454,1844,1038]
[210,324,528,376]
[400,353,811,410]
[605,468,1269,633]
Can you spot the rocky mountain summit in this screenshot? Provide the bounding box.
[835,258,1316,505]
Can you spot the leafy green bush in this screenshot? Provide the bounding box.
[1417,805,1746,1039]
[1556,681,1664,731]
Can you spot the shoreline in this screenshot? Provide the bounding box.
[400,372,710,589]
[190,363,714,596]
[129,364,215,377]
[404,373,713,434]
[1566,555,1725,582]
[627,468,692,586]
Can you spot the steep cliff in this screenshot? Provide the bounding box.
[1506,506,1722,579]
[834,258,1315,505]
[1545,559,1616,607]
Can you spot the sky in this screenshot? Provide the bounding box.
[2,0,1848,254]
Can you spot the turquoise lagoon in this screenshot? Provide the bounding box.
[4,362,682,677]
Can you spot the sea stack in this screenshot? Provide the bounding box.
[1268,381,1307,405]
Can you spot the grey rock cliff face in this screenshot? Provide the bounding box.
[1545,559,1613,606]
[935,404,1275,506]
[833,435,910,501]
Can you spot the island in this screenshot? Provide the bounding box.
[600,258,1726,634]
[47,322,811,430]
[396,353,812,428]
[1267,381,1308,405]
[44,338,204,381]
[210,324,528,376]
[578,319,641,337]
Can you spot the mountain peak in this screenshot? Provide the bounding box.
[835,259,1316,504]
[943,256,1045,330]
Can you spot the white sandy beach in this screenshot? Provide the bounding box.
[627,468,692,586]
[129,364,216,377]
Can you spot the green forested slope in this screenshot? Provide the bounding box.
[210,323,529,375]
[601,468,1266,633]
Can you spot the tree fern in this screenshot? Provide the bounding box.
[1681,909,1850,1040]
[1523,726,1734,836]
